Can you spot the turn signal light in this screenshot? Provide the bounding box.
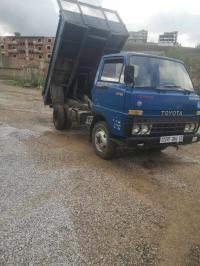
[128,110,143,116]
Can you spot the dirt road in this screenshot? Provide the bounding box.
[0,81,200,265]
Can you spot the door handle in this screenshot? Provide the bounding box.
[96,86,107,90]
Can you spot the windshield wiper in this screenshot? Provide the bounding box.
[180,88,192,94]
[159,84,181,88]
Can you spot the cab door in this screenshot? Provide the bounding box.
[93,57,126,135]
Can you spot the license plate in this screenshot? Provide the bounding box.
[160,135,184,144]
[86,116,93,126]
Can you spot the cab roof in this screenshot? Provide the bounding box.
[103,52,184,64]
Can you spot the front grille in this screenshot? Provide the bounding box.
[125,117,199,137]
[151,123,185,136]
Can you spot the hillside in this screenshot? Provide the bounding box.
[123,43,200,92]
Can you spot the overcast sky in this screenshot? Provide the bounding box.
[0,0,199,47]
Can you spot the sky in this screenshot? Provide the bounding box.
[0,0,199,47]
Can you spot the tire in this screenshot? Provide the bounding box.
[50,85,64,105]
[53,105,66,130]
[64,105,72,130]
[92,121,116,159]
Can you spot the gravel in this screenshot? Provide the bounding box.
[1,82,200,265]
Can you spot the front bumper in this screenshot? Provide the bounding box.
[126,134,200,149]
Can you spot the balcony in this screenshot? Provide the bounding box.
[8,49,18,53]
[18,47,26,52]
[7,40,18,45]
[33,48,43,54]
[33,40,43,45]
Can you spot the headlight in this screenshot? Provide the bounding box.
[184,122,197,133]
[184,124,191,132]
[132,124,152,135]
[141,124,150,135]
[190,123,196,132]
[132,124,141,134]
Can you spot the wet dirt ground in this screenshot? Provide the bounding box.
[0,80,200,266]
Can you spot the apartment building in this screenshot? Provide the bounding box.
[128,30,148,44]
[158,31,178,46]
[0,36,55,71]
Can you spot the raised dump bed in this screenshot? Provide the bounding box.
[43,0,129,105]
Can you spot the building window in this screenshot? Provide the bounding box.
[48,54,51,59]
[47,45,51,50]
[12,38,16,42]
[48,38,51,43]
[1,45,4,49]
[12,46,16,50]
[13,54,17,58]
[38,47,42,51]
[38,38,42,43]
[39,55,43,59]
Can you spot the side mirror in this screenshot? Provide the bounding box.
[124,65,135,84]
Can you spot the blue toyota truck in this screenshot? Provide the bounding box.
[42,0,200,159]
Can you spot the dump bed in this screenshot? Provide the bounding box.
[42,0,129,105]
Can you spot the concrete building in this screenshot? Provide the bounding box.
[128,30,148,44]
[158,31,178,46]
[0,36,55,72]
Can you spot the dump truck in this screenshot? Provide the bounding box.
[42,0,200,159]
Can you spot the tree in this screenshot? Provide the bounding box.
[14,32,21,37]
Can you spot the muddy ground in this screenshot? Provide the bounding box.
[0,81,200,266]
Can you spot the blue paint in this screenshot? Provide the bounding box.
[92,53,200,139]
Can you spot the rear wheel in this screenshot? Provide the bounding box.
[92,121,116,159]
[64,105,72,129]
[53,105,72,130]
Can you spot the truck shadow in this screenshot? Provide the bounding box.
[114,147,198,170]
[40,126,199,172]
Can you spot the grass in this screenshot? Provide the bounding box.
[0,66,45,89]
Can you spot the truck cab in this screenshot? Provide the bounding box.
[42,0,200,159]
[91,53,200,158]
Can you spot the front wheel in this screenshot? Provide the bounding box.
[92,121,116,159]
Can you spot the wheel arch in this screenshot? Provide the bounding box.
[89,113,107,142]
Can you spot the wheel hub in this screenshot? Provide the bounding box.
[95,129,108,152]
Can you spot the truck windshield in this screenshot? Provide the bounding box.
[130,55,194,91]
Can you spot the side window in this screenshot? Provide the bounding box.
[101,59,124,83]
